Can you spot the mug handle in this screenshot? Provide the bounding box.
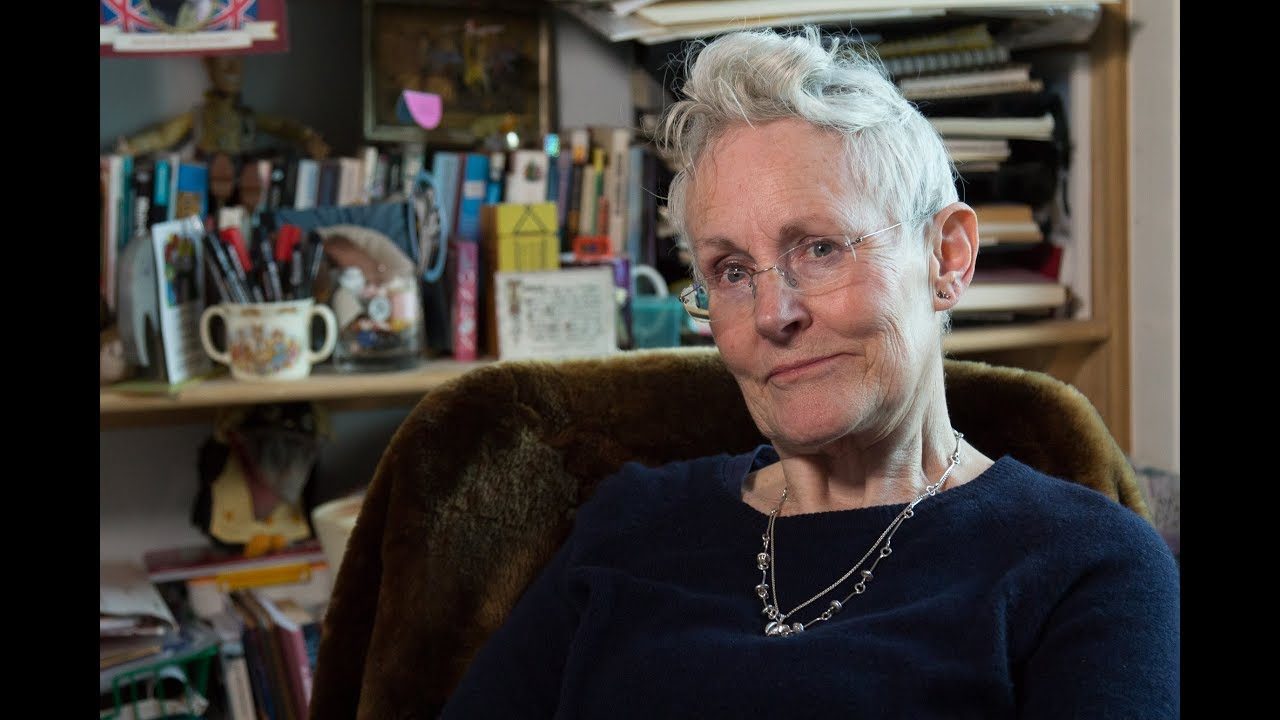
[199,305,231,366]
[309,304,339,364]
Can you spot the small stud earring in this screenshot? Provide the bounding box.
[936,289,951,300]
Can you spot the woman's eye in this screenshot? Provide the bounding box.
[808,241,835,258]
[720,265,749,285]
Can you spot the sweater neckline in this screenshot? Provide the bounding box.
[718,445,1016,528]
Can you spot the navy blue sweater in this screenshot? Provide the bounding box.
[442,448,1180,719]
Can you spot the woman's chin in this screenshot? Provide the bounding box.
[757,409,857,454]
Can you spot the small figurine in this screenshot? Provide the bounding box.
[116,55,330,161]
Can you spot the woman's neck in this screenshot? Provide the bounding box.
[744,419,993,516]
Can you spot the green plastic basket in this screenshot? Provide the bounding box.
[100,641,218,720]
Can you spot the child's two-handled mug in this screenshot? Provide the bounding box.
[200,299,337,381]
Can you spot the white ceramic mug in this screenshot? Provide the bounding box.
[200,299,337,381]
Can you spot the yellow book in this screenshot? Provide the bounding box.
[491,203,561,272]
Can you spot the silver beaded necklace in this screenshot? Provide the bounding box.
[754,429,964,637]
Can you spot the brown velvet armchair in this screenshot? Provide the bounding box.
[309,348,1146,720]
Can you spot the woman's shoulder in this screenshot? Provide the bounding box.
[980,455,1174,565]
[569,449,761,540]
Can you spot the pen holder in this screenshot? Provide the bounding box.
[199,299,337,381]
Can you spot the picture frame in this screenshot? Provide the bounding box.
[100,0,290,58]
[362,0,555,147]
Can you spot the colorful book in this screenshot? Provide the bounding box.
[455,153,490,243]
[590,126,633,259]
[174,161,209,221]
[151,155,172,226]
[452,240,480,361]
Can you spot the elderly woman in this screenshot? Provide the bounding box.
[441,27,1178,718]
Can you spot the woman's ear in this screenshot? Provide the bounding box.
[929,202,979,311]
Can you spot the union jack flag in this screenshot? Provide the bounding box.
[100,0,158,33]
[101,1,259,33]
[205,0,259,31]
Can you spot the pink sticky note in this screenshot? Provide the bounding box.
[396,90,443,130]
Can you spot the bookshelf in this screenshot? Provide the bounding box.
[99,319,1108,428]
[100,5,1135,437]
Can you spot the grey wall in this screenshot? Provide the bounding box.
[100,5,636,564]
[1128,0,1179,474]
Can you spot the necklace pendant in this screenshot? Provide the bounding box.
[765,620,804,637]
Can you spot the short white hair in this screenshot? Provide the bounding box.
[658,26,958,250]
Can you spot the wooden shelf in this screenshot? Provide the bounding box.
[100,360,488,428]
[100,320,1107,428]
[943,318,1107,354]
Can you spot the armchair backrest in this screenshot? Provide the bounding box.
[310,349,1144,720]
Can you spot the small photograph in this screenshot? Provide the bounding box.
[162,230,199,307]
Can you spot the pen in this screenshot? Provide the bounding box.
[222,241,253,303]
[219,227,253,276]
[204,231,249,303]
[255,227,284,302]
[204,245,232,303]
[289,246,304,300]
[303,230,326,298]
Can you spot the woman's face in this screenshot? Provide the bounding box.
[685,119,939,453]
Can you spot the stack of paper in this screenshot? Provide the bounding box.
[551,1,1111,46]
[100,563,179,669]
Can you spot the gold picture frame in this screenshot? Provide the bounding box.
[362,0,555,147]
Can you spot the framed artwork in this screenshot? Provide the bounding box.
[100,0,290,57]
[362,0,555,146]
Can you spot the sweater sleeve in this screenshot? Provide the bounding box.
[1016,516,1180,719]
[439,532,581,720]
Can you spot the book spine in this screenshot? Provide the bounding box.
[579,164,598,238]
[605,128,632,259]
[242,592,298,720]
[316,159,341,208]
[222,654,258,720]
[554,149,573,231]
[175,162,210,222]
[884,45,1011,78]
[152,157,172,227]
[102,155,124,310]
[230,595,277,720]
[456,153,490,243]
[452,241,479,361]
[117,154,134,252]
[625,145,645,264]
[431,151,462,243]
[293,159,319,210]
